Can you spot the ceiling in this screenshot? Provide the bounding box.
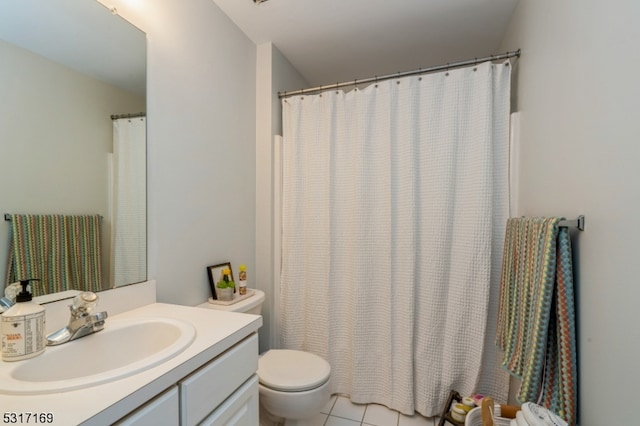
[0,0,146,96]
[212,0,520,89]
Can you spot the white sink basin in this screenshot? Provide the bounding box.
[0,317,196,395]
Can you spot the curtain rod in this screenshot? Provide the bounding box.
[111,112,146,120]
[279,49,521,99]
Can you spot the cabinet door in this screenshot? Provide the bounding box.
[199,375,259,426]
[113,386,179,426]
[180,333,258,425]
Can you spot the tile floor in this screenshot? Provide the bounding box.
[311,395,442,426]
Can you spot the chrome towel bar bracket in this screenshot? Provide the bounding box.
[558,215,585,231]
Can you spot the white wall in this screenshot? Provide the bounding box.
[0,38,144,291]
[99,0,257,306]
[500,1,640,423]
[256,42,308,352]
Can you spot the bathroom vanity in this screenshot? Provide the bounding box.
[0,301,262,425]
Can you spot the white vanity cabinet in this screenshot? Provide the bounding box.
[0,303,262,426]
[113,333,260,426]
[180,333,259,425]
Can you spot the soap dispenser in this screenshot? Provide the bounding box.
[1,279,46,361]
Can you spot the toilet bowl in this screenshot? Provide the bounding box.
[198,288,332,425]
[258,349,331,425]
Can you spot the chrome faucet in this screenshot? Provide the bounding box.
[47,292,108,346]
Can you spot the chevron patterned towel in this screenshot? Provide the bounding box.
[5,214,102,296]
[496,217,577,426]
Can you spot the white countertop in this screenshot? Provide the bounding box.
[0,302,262,425]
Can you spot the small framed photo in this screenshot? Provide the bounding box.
[207,262,235,299]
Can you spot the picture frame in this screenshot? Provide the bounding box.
[207,262,235,299]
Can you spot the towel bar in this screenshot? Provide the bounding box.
[5,214,103,221]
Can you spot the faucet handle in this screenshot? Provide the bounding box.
[70,292,99,318]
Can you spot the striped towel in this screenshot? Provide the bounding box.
[5,214,102,296]
[496,217,577,425]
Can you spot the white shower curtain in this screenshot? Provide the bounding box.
[111,117,146,287]
[280,61,511,416]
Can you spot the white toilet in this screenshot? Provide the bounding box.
[198,289,332,425]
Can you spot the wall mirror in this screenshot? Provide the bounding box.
[0,0,147,297]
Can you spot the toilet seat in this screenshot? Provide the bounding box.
[258,350,330,392]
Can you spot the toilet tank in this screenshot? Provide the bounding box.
[200,289,265,315]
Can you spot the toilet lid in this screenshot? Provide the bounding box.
[258,350,331,392]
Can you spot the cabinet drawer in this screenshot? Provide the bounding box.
[180,333,258,426]
[199,375,258,426]
[113,386,179,426]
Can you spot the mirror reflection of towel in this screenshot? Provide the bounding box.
[5,214,102,296]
